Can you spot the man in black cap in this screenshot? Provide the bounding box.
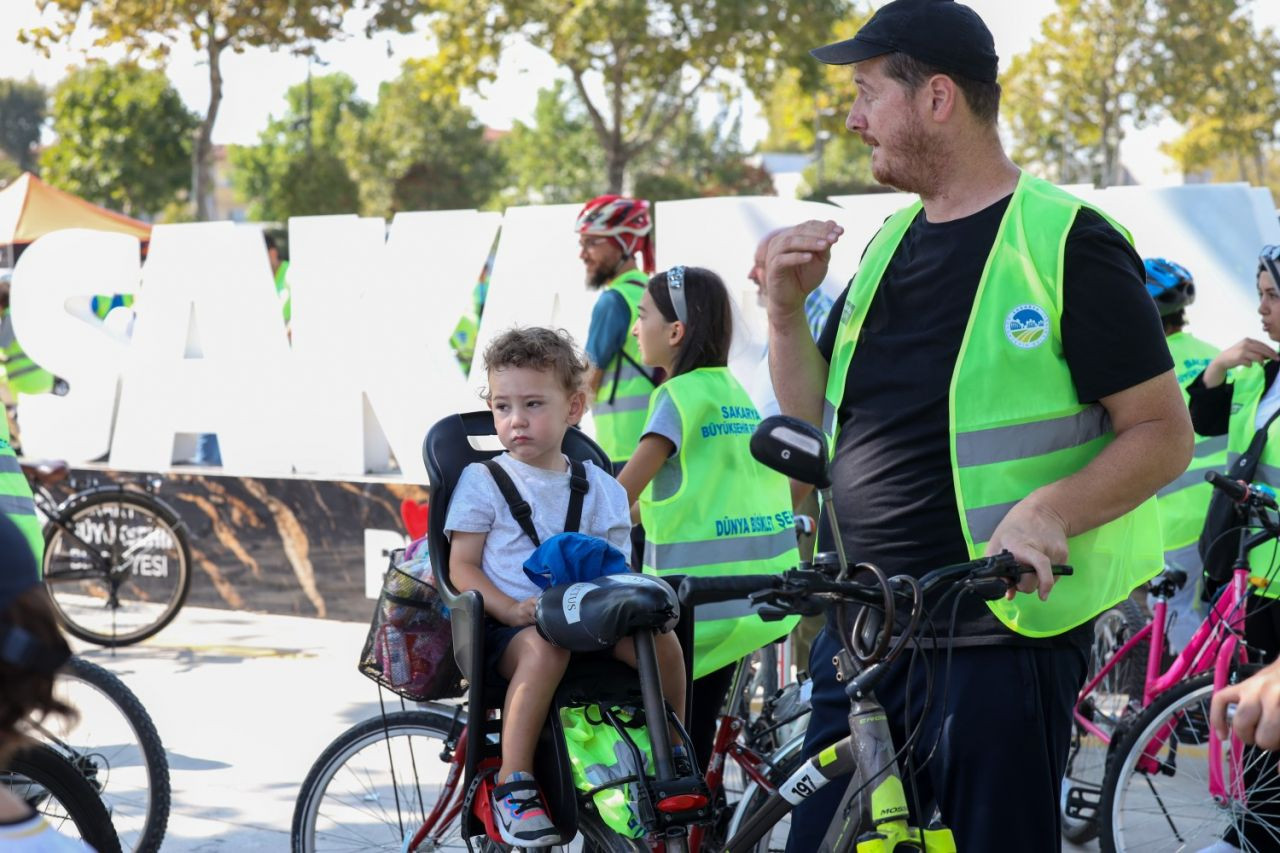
[764,0,1191,848]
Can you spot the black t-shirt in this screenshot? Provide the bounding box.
[816,195,1172,647]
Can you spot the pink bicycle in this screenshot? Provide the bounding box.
[1066,472,1278,851]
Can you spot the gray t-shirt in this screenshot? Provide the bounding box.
[642,388,684,501]
[444,453,632,601]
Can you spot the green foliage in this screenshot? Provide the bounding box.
[418,0,854,191]
[23,0,419,219]
[1149,0,1280,185]
[632,105,774,201]
[0,79,47,172]
[340,62,506,216]
[499,82,605,204]
[230,73,366,220]
[40,63,196,216]
[1002,0,1152,187]
[799,134,879,199]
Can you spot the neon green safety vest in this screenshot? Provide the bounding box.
[0,309,53,396]
[1226,364,1280,597]
[639,366,799,677]
[593,269,655,463]
[0,430,42,564]
[824,172,1162,637]
[1158,332,1224,570]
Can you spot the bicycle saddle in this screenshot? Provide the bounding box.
[19,459,69,486]
[536,574,679,652]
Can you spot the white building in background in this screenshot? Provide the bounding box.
[753,152,815,199]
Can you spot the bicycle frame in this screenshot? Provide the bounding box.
[1073,567,1252,749]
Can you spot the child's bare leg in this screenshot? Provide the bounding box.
[497,627,571,781]
[613,631,687,731]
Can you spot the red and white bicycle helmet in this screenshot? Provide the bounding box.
[575,195,654,272]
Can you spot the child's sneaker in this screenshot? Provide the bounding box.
[492,771,561,847]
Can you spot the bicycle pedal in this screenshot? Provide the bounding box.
[1064,784,1100,821]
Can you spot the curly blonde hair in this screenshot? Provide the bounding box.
[481,327,589,398]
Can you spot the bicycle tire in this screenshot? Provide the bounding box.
[292,708,472,852]
[43,655,171,853]
[1061,598,1149,844]
[42,488,192,646]
[5,742,123,853]
[1098,665,1266,853]
[720,733,807,853]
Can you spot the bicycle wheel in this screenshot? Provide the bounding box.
[720,733,807,853]
[1099,667,1276,853]
[43,488,192,646]
[293,708,474,852]
[4,742,123,853]
[1062,599,1149,844]
[36,656,171,853]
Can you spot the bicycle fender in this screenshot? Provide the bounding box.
[53,485,189,533]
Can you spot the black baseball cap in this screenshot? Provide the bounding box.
[811,0,999,84]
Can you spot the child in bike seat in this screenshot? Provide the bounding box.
[0,515,84,851]
[445,326,687,848]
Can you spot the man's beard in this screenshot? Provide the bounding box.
[588,256,623,289]
[868,113,945,199]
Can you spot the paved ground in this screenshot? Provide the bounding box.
[69,605,399,851]
[68,604,1097,851]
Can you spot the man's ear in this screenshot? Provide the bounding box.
[928,74,957,123]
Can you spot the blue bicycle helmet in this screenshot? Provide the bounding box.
[1144,258,1196,316]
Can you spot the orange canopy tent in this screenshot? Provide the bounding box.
[0,172,151,246]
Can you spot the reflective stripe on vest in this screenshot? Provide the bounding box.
[823,171,1162,637]
[593,270,654,462]
[638,367,798,677]
[1228,365,1280,597]
[1157,332,1224,555]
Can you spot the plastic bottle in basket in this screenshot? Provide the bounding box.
[380,624,412,686]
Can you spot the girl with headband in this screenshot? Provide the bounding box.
[618,265,800,770]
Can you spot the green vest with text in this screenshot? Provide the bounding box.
[1158,332,1223,568]
[639,367,799,677]
[593,270,654,463]
[1226,364,1280,597]
[0,309,53,396]
[823,172,1162,637]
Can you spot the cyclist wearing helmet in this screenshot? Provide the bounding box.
[577,195,661,467]
[1145,258,1223,649]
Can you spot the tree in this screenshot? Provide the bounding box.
[500,82,606,205]
[1149,0,1280,185]
[340,62,505,216]
[632,104,775,201]
[1002,0,1153,187]
[0,79,47,172]
[418,0,852,193]
[41,63,197,217]
[230,72,366,221]
[22,0,417,221]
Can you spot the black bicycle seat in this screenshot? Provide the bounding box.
[536,574,679,652]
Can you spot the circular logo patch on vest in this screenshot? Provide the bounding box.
[1005,304,1050,349]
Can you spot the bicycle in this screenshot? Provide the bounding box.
[2,741,122,852]
[24,459,192,646]
[1094,473,1280,851]
[31,655,171,853]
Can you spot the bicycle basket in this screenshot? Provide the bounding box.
[358,552,464,701]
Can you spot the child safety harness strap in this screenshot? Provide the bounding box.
[482,458,589,547]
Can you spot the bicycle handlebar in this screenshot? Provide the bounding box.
[677,552,1074,613]
[1207,471,1279,510]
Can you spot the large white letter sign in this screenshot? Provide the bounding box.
[358,209,502,480]
[9,229,137,462]
[111,222,296,474]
